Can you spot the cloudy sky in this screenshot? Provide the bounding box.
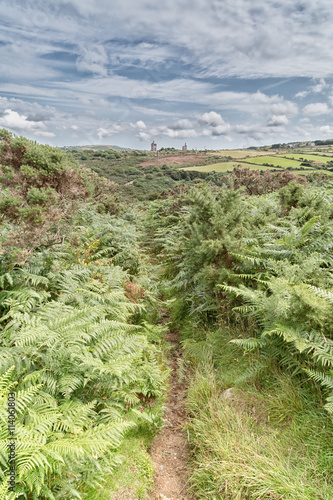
[1,0,333,149]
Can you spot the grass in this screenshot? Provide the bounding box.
[245,156,302,168]
[181,323,333,499]
[187,155,323,171]
[281,154,333,163]
[181,161,333,176]
[85,436,155,500]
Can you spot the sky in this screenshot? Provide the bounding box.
[1,0,333,150]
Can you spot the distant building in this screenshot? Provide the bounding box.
[151,141,157,152]
[182,143,187,151]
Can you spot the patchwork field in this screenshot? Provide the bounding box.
[181,150,333,176]
[186,149,333,172]
[282,153,333,163]
[244,155,303,168]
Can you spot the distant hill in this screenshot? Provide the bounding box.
[61,144,132,152]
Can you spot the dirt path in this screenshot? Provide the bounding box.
[148,330,194,500]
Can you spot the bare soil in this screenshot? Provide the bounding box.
[147,330,194,500]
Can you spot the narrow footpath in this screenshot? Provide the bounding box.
[148,330,194,500]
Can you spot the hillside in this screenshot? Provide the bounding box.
[68,145,333,202]
[1,130,333,499]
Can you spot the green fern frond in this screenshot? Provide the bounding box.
[230,337,265,351]
[264,324,310,353]
[307,285,333,304]
[305,369,333,390]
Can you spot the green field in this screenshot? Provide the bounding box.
[282,153,333,163]
[245,155,302,168]
[181,159,333,177]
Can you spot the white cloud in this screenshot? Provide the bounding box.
[137,131,150,141]
[303,102,329,116]
[0,109,45,131]
[318,125,333,135]
[169,119,193,130]
[211,124,231,136]
[76,45,108,76]
[198,111,226,127]
[96,124,123,139]
[295,91,308,99]
[135,120,147,129]
[135,112,232,141]
[3,0,333,90]
[295,79,328,99]
[268,102,298,116]
[267,114,289,127]
[234,124,267,141]
[135,118,200,141]
[155,125,198,139]
[294,125,312,138]
[312,78,328,93]
[197,111,230,136]
[2,1,333,148]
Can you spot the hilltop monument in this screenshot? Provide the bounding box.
[182,143,187,151]
[151,141,157,152]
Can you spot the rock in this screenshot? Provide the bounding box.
[221,387,236,400]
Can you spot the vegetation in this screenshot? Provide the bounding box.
[0,130,119,265]
[283,153,333,163]
[0,131,167,499]
[144,174,333,498]
[69,148,234,201]
[183,148,333,175]
[2,129,333,499]
[182,161,280,172]
[244,155,303,168]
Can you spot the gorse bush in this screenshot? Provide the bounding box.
[230,166,307,195]
[145,180,333,411]
[0,130,120,265]
[142,179,333,499]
